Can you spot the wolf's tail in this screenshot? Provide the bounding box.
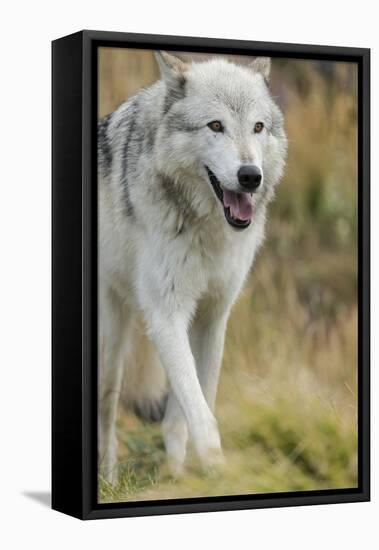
[121,316,168,423]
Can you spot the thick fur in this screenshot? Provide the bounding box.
[98,52,287,481]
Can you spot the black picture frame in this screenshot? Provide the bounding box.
[52,30,370,520]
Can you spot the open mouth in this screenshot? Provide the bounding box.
[205,166,253,230]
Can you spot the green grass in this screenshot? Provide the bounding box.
[99,356,357,502]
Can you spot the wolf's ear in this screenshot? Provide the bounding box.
[155,51,189,87]
[249,57,271,83]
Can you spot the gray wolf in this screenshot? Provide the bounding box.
[98,51,287,482]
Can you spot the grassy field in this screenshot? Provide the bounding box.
[98,51,358,503]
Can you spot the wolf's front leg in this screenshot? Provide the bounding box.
[190,306,230,412]
[160,307,231,474]
[146,313,223,471]
[161,393,188,475]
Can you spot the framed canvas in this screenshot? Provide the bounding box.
[52,30,370,520]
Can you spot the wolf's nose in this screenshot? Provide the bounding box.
[238,165,262,191]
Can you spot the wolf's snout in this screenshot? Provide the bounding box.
[238,165,262,191]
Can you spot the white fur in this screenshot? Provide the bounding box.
[98,54,287,481]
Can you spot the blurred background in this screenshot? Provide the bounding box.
[98,48,358,503]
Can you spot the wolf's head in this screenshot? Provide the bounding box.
[155,51,287,231]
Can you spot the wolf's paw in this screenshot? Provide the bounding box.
[194,416,225,470]
[198,442,225,474]
[200,445,225,468]
[166,455,186,478]
[133,393,168,423]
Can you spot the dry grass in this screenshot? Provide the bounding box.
[98,51,358,503]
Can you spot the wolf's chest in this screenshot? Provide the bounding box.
[166,227,256,298]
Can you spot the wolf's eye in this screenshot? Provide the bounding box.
[254,121,264,133]
[207,120,224,133]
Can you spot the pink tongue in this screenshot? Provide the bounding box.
[223,190,253,221]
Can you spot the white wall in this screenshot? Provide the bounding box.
[0,1,376,548]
